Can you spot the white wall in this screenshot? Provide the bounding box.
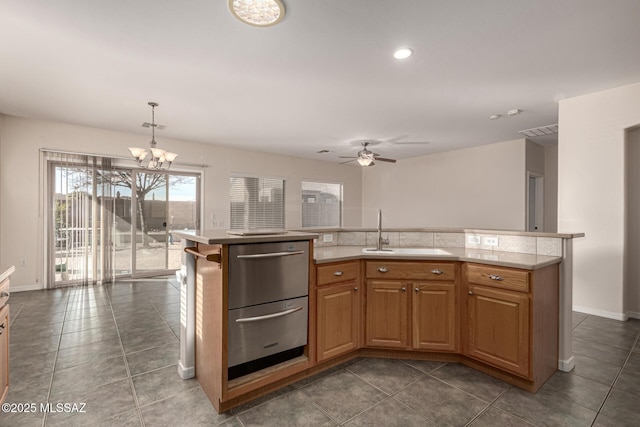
[558,81,640,319]
[544,145,558,233]
[625,126,640,317]
[0,115,363,290]
[361,139,527,229]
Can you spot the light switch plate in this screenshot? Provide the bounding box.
[482,236,499,247]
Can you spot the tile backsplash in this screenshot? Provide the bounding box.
[313,230,565,257]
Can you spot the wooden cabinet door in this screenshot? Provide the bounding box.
[0,304,9,405]
[413,283,457,351]
[365,280,408,348]
[317,282,361,362]
[467,285,530,378]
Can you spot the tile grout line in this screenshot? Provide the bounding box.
[104,284,146,427]
[590,327,640,426]
[42,288,73,427]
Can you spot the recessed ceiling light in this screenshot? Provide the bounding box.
[228,0,285,27]
[489,114,501,120]
[393,48,413,60]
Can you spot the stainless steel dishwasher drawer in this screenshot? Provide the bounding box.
[228,241,309,310]
[228,296,308,368]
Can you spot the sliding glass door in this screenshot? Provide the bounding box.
[49,156,200,286]
[132,172,199,277]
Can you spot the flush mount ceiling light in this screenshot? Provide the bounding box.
[228,0,285,27]
[393,48,413,60]
[129,102,177,170]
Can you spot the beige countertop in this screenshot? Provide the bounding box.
[0,265,15,283]
[313,246,561,270]
[172,229,318,245]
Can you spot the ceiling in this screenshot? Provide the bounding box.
[1,0,640,163]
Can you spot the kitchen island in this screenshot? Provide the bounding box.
[176,228,580,413]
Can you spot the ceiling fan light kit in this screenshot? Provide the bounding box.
[128,102,178,170]
[340,141,397,167]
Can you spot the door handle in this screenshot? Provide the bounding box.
[235,306,302,323]
[236,251,305,259]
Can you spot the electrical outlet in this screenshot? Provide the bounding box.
[466,235,481,245]
[482,236,499,247]
[322,234,334,243]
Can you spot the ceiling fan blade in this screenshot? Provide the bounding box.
[339,159,356,164]
[390,141,430,145]
[338,156,358,159]
[374,157,397,163]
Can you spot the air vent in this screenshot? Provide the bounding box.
[519,124,558,138]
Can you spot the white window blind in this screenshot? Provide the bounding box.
[230,176,285,229]
[302,181,342,227]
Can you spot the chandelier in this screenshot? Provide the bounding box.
[128,102,177,169]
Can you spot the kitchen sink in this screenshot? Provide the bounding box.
[362,247,452,255]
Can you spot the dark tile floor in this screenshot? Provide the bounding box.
[2,278,639,426]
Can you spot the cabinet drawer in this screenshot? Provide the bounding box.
[317,261,359,286]
[366,261,456,281]
[467,264,529,292]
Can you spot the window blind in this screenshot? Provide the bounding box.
[230,176,285,229]
[301,181,342,227]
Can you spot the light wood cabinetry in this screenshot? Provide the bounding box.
[0,276,9,405]
[316,261,362,362]
[413,282,457,351]
[366,280,408,348]
[466,283,530,376]
[463,263,558,387]
[365,261,458,351]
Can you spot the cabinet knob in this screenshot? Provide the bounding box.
[354,287,359,292]
[401,287,406,292]
[431,269,443,275]
[333,271,343,276]
[468,290,474,295]
[378,267,389,273]
[415,287,420,293]
[488,274,503,281]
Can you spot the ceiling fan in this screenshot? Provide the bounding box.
[339,141,397,166]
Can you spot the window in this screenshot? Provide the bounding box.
[230,176,285,229]
[302,181,342,227]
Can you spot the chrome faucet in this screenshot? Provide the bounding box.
[376,209,390,251]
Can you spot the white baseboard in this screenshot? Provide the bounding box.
[573,305,628,321]
[558,356,575,372]
[11,283,44,292]
[177,361,195,379]
[626,311,640,320]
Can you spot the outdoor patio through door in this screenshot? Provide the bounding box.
[49,155,200,287]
